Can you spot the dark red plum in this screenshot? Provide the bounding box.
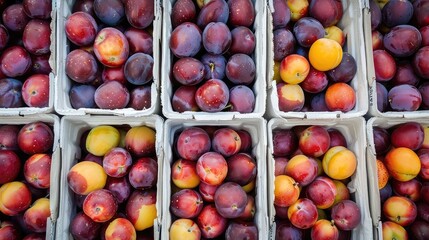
[171,0,196,28]
[274,157,288,176]
[369,0,381,30]
[128,85,151,110]
[82,153,103,165]
[65,12,97,47]
[0,24,8,51]
[94,0,124,26]
[172,85,199,112]
[229,85,255,113]
[214,182,247,218]
[230,26,255,55]
[228,0,255,27]
[94,81,130,109]
[327,53,357,83]
[128,157,157,190]
[391,122,424,150]
[413,46,429,79]
[411,220,429,240]
[388,84,422,111]
[376,82,388,112]
[70,212,101,240]
[309,0,343,27]
[195,79,229,112]
[0,125,19,150]
[170,189,203,219]
[419,82,429,109]
[102,66,126,85]
[170,22,201,58]
[272,129,298,157]
[273,28,295,62]
[328,128,347,148]
[31,54,51,75]
[226,153,256,186]
[331,200,361,231]
[310,92,329,111]
[380,183,392,204]
[2,4,30,33]
[202,22,231,55]
[124,28,153,55]
[65,49,98,83]
[105,177,131,204]
[225,222,258,240]
[276,221,303,240]
[176,127,211,161]
[23,20,51,55]
[173,57,205,86]
[124,53,153,85]
[301,67,328,93]
[199,182,218,202]
[201,53,226,80]
[197,0,229,29]
[237,130,252,153]
[0,78,23,108]
[383,25,422,58]
[373,50,396,82]
[23,0,52,19]
[413,0,429,28]
[421,26,429,47]
[372,126,390,155]
[124,0,154,29]
[272,0,291,29]
[1,46,32,77]
[392,62,420,86]
[293,17,324,48]
[382,0,413,27]
[226,54,255,85]
[72,0,95,16]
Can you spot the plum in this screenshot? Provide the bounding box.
[201,53,226,80]
[197,0,229,29]
[272,0,291,29]
[124,53,153,85]
[388,84,422,111]
[225,222,257,240]
[226,153,256,186]
[0,78,23,108]
[172,57,205,86]
[273,28,295,62]
[93,0,124,26]
[226,53,255,85]
[309,0,343,27]
[172,85,199,112]
[128,85,151,110]
[229,85,255,113]
[94,81,130,109]
[1,46,32,77]
[376,82,388,112]
[327,53,357,83]
[382,0,413,27]
[65,49,98,83]
[195,79,229,112]
[202,22,231,55]
[229,26,255,55]
[369,0,381,30]
[228,0,255,27]
[124,27,153,55]
[293,17,324,48]
[214,182,247,218]
[23,0,52,19]
[124,0,154,29]
[170,22,201,58]
[65,12,97,47]
[23,20,51,55]
[2,4,30,33]
[31,54,51,75]
[171,0,196,28]
[383,25,422,58]
[69,84,96,109]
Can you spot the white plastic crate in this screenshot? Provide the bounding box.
[267,117,373,239]
[161,118,269,239]
[161,0,267,120]
[56,115,164,240]
[55,0,161,116]
[266,0,368,119]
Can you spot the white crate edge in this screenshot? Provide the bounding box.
[0,114,60,240]
[54,0,161,117]
[56,115,164,240]
[266,117,373,239]
[265,0,368,119]
[160,0,267,120]
[160,118,269,240]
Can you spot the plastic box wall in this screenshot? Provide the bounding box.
[267,117,373,239]
[56,115,164,239]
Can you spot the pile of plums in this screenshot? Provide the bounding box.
[168,126,258,239]
[67,125,158,239]
[370,0,429,112]
[273,125,361,239]
[169,0,258,113]
[0,121,55,239]
[373,122,429,239]
[65,0,154,110]
[272,0,358,113]
[0,0,52,109]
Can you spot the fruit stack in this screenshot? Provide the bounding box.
[0,114,60,239]
[0,1,54,115]
[56,115,163,240]
[268,118,372,239]
[267,0,368,119]
[161,0,266,118]
[366,0,429,117]
[161,119,268,239]
[55,0,161,116]
[367,118,429,239]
